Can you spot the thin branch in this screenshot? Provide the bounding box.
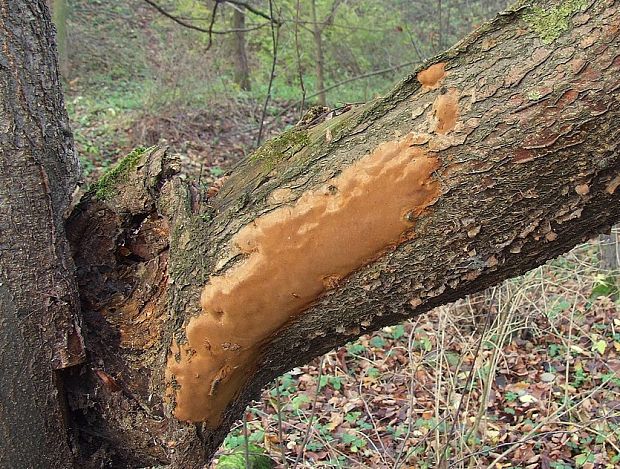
[143,0,275,36]
[319,0,344,32]
[206,22,271,34]
[161,15,269,33]
[205,0,220,52]
[303,59,419,101]
[224,0,281,24]
[251,59,421,133]
[293,19,399,33]
[142,0,214,33]
[204,1,220,50]
[403,23,426,63]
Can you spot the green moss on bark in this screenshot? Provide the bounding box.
[250,129,310,170]
[92,146,149,200]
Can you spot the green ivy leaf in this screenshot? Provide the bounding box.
[216,445,273,469]
[593,339,607,355]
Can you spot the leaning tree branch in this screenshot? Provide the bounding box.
[64,0,620,467]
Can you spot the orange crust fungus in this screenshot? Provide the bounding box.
[166,134,441,424]
[432,88,460,134]
[417,62,447,89]
[575,184,590,195]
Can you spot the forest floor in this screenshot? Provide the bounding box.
[67,91,620,469]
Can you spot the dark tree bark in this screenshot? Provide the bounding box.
[0,1,84,467]
[2,0,620,468]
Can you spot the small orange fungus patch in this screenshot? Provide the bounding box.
[433,89,459,134]
[166,134,441,424]
[575,184,589,195]
[417,62,446,89]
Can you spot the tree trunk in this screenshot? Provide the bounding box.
[311,0,326,106]
[599,229,619,271]
[3,0,620,467]
[0,1,84,467]
[598,227,619,297]
[232,7,251,91]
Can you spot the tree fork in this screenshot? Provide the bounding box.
[62,0,620,466]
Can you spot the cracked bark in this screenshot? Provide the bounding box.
[0,1,84,467]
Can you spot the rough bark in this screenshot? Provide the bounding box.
[60,0,620,466]
[0,0,84,467]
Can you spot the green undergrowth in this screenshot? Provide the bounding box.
[216,444,273,469]
[67,79,147,177]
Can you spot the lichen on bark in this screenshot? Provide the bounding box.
[523,0,587,44]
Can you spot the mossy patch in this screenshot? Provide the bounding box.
[523,0,587,44]
[92,146,150,200]
[249,129,309,170]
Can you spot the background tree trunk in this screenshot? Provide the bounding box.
[598,227,619,298]
[311,0,326,105]
[599,229,619,271]
[232,7,251,91]
[0,1,84,467]
[62,0,620,466]
[48,0,70,79]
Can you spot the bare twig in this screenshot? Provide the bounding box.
[205,1,220,50]
[142,0,274,36]
[142,0,213,33]
[224,0,281,24]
